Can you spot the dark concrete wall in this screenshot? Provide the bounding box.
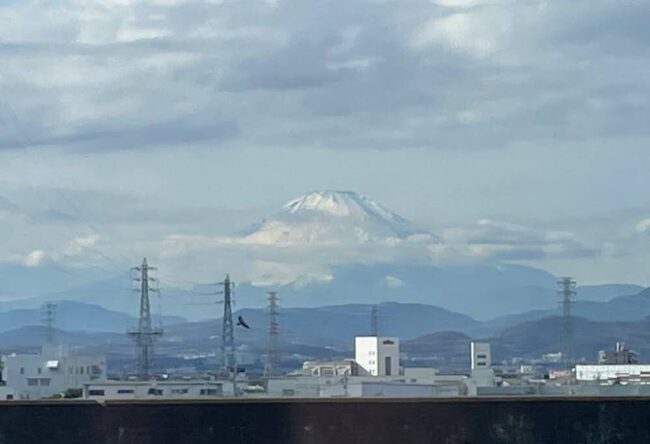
[0,397,648,444]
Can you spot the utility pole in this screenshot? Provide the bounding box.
[370,305,379,337]
[41,302,57,345]
[558,277,576,370]
[263,291,280,377]
[220,275,237,392]
[128,258,163,380]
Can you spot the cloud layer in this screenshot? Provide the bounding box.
[1,0,649,153]
[1,0,650,285]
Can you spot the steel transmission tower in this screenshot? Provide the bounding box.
[41,302,57,345]
[221,275,236,376]
[370,305,379,336]
[558,277,576,370]
[263,291,280,377]
[128,258,163,380]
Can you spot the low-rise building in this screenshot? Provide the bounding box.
[83,380,235,399]
[302,359,362,377]
[575,364,650,382]
[1,344,106,399]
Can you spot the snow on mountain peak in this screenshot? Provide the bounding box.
[285,190,380,217]
[242,190,435,246]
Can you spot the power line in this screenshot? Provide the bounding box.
[558,276,576,371]
[41,302,57,345]
[221,275,236,376]
[263,291,280,377]
[370,305,379,336]
[127,258,163,380]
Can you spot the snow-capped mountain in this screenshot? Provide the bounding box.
[242,190,435,246]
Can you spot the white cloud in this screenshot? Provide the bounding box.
[412,12,503,57]
[635,219,650,234]
[24,250,46,267]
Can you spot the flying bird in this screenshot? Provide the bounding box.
[237,316,251,329]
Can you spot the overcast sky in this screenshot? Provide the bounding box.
[1,0,650,285]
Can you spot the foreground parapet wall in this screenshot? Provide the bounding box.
[1,397,649,444]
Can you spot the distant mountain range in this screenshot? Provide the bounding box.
[3,294,650,372]
[0,189,647,367]
[0,301,184,334]
[0,264,642,323]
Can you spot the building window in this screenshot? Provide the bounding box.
[147,388,163,396]
[200,389,219,396]
[477,354,487,359]
[117,389,134,394]
[281,389,295,396]
[20,368,24,375]
[385,356,392,376]
[39,378,50,386]
[27,378,39,386]
[37,368,42,375]
[79,367,84,375]
[88,390,105,396]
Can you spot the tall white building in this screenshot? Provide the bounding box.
[1,345,106,399]
[470,341,491,370]
[355,336,399,376]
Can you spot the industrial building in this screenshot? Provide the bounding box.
[597,342,639,365]
[1,344,106,399]
[354,336,400,376]
[83,380,235,399]
[302,359,361,377]
[575,364,650,382]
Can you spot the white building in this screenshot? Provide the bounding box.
[575,364,650,382]
[2,345,106,399]
[470,341,491,370]
[302,359,361,377]
[320,381,461,398]
[355,336,400,376]
[266,373,462,398]
[83,380,234,399]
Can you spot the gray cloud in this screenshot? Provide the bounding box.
[0,0,648,153]
[1,0,650,285]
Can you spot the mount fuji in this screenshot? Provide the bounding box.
[242,190,436,246]
[0,190,640,323]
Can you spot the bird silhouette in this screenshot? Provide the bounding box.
[237,315,251,329]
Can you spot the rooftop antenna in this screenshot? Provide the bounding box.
[371,305,379,337]
[558,277,576,370]
[127,258,163,380]
[263,291,280,377]
[41,302,57,345]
